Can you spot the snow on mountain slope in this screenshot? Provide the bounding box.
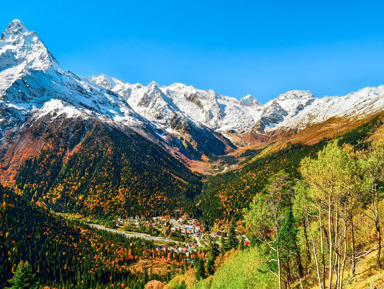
[87,75,235,158]
[282,86,384,130]
[0,20,232,160]
[90,72,384,136]
[0,20,157,144]
[88,76,197,130]
[0,19,58,73]
[253,90,315,132]
[1,19,384,159]
[164,83,264,134]
[89,75,264,134]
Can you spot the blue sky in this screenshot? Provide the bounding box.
[1,0,384,103]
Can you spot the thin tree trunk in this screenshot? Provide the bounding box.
[376,215,381,269]
[303,218,312,264]
[334,207,339,289]
[351,216,356,275]
[319,211,326,289]
[334,256,338,289]
[329,195,333,289]
[334,253,339,289]
[308,214,323,289]
[336,254,341,289]
[340,220,348,289]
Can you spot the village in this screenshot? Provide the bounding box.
[111,213,250,257]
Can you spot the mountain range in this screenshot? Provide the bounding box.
[0,19,384,216]
[1,20,384,161]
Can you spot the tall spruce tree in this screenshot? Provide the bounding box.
[243,170,300,289]
[6,261,39,289]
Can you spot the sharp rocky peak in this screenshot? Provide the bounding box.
[0,19,58,71]
[148,80,161,90]
[1,19,30,39]
[276,90,314,101]
[240,94,262,107]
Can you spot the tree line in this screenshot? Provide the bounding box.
[0,185,189,288]
[244,140,384,289]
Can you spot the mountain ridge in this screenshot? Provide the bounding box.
[88,73,384,137]
[1,19,384,166]
[0,20,233,162]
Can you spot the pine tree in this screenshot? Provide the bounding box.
[243,170,296,289]
[207,256,215,275]
[195,257,206,280]
[6,261,39,289]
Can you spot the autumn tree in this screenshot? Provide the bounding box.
[243,170,299,289]
[298,141,360,289]
[293,180,323,288]
[358,147,384,268]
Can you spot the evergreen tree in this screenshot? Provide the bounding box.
[195,257,206,280]
[221,222,237,253]
[174,280,187,289]
[207,256,215,275]
[208,238,220,258]
[243,170,298,289]
[6,261,39,289]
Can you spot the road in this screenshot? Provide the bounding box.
[88,223,180,244]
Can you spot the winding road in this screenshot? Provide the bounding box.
[88,223,180,244]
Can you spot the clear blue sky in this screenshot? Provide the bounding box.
[2,0,384,103]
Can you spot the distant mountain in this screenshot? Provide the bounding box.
[88,74,264,134]
[88,76,384,137]
[1,19,384,216]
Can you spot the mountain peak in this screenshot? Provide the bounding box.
[0,19,58,71]
[1,20,35,45]
[240,94,262,107]
[148,80,160,90]
[2,19,29,38]
[276,90,314,101]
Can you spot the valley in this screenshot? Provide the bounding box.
[1,19,384,289]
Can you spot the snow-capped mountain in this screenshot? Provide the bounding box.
[89,74,384,137]
[284,86,384,128]
[88,74,265,134]
[0,20,149,131]
[1,19,384,166]
[252,90,315,132]
[0,20,233,161]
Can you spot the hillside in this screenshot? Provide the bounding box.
[0,185,188,288]
[165,124,384,289]
[196,114,384,224]
[0,115,202,218]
